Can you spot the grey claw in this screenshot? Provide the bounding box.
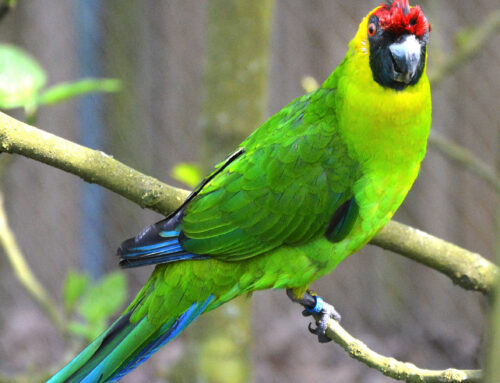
[318,333,331,343]
[308,322,317,335]
[286,289,340,344]
[310,302,341,343]
[309,322,332,343]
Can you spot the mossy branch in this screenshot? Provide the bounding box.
[0,111,497,295]
[322,318,482,383]
[371,221,498,296]
[0,111,189,216]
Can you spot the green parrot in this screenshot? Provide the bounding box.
[49,0,431,381]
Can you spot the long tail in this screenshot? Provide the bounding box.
[49,200,219,382]
[48,295,213,383]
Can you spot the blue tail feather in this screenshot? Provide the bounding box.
[110,295,214,381]
[117,217,210,268]
[128,239,179,253]
[159,230,182,238]
[121,241,184,258]
[120,252,210,269]
[49,295,215,383]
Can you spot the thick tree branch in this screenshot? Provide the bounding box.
[0,111,497,295]
[0,111,189,216]
[323,318,482,383]
[371,221,498,296]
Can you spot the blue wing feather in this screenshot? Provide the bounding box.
[117,209,210,268]
[117,150,246,269]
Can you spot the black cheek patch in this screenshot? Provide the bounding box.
[368,31,427,91]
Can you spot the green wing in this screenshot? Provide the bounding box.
[181,88,359,261]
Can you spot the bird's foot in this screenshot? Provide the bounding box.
[286,289,341,343]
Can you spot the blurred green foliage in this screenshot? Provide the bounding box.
[171,162,203,188]
[0,42,126,346]
[3,0,17,7]
[64,270,128,342]
[0,44,45,111]
[63,269,89,315]
[0,43,121,120]
[38,78,122,106]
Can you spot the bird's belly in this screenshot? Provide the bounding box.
[199,168,420,310]
[237,172,418,293]
[230,234,367,294]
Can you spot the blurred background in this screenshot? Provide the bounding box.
[0,1,498,382]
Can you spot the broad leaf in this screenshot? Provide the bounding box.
[0,44,46,109]
[38,78,121,106]
[62,270,89,314]
[78,271,127,325]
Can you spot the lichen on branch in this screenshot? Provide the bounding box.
[0,111,189,215]
[371,221,498,296]
[323,318,482,383]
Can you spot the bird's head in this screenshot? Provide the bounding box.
[352,0,431,91]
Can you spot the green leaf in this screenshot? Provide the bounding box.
[5,0,18,7]
[78,271,127,325]
[63,270,89,314]
[38,78,122,106]
[171,162,203,188]
[67,320,92,339]
[0,44,46,109]
[67,320,106,341]
[86,321,107,341]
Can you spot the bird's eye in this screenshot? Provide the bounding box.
[368,23,377,36]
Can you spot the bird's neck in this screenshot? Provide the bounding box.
[319,46,432,232]
[323,46,432,174]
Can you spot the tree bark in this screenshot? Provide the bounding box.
[180,2,275,383]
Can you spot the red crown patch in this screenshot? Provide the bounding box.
[373,0,431,38]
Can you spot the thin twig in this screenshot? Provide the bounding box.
[429,131,500,193]
[323,318,482,383]
[429,10,500,87]
[0,190,67,335]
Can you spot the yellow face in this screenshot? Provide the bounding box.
[349,3,431,92]
[335,4,432,173]
[351,10,378,56]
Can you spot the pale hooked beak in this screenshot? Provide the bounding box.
[389,34,422,84]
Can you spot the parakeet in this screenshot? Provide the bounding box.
[49,1,431,381]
